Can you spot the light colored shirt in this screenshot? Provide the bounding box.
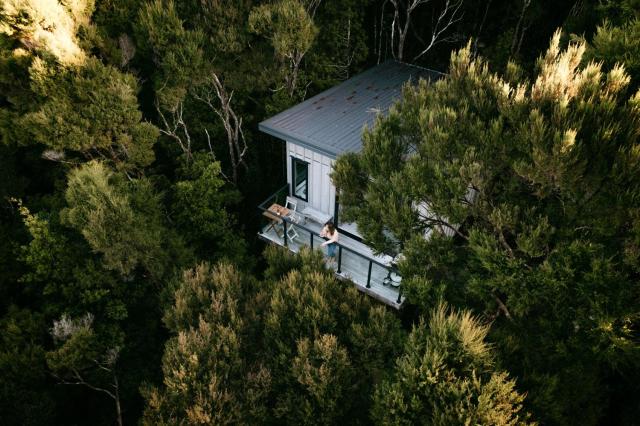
[320,226,339,245]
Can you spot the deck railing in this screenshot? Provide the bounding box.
[258,183,290,211]
[258,186,403,305]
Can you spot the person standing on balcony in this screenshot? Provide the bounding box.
[320,222,339,267]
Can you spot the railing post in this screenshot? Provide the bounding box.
[283,220,288,247]
[366,260,372,288]
[337,246,342,273]
[396,284,402,304]
[310,232,314,249]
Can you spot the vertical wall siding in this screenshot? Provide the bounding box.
[286,141,335,216]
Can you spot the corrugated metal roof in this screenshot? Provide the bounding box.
[259,60,442,158]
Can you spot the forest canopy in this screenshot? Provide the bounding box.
[1,0,639,425]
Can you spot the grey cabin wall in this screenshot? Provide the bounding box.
[286,141,336,217]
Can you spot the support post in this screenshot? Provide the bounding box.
[337,246,343,273]
[396,285,402,304]
[366,261,372,288]
[310,232,314,249]
[283,220,288,247]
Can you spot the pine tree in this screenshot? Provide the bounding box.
[373,304,532,425]
[333,32,640,424]
[145,248,406,425]
[62,161,171,278]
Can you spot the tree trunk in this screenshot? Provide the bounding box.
[511,0,531,57]
[113,372,123,426]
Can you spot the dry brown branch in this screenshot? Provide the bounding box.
[303,0,322,18]
[52,348,123,426]
[492,291,513,321]
[195,73,248,183]
[155,100,193,160]
[388,0,464,61]
[118,34,136,67]
[417,209,469,241]
[511,0,531,57]
[413,0,464,60]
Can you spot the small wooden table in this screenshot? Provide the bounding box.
[263,203,291,236]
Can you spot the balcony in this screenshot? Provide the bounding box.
[257,185,405,309]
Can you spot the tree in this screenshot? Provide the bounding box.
[386,0,464,62]
[171,153,246,264]
[14,180,179,423]
[46,313,124,426]
[287,334,353,425]
[333,32,640,423]
[0,1,158,171]
[136,0,206,112]
[373,304,532,425]
[0,0,92,66]
[22,57,158,170]
[303,0,369,85]
[585,18,640,90]
[145,247,405,424]
[143,262,255,425]
[193,74,250,183]
[249,0,318,98]
[137,0,254,181]
[62,161,171,278]
[0,307,54,426]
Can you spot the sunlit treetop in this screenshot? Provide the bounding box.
[0,0,93,65]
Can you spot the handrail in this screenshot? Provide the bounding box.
[258,183,290,211]
[258,201,392,269]
[258,188,404,305]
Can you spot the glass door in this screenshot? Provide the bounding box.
[291,157,308,201]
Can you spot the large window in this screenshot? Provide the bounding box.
[292,157,308,201]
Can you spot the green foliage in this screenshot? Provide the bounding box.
[145,248,406,424]
[46,313,105,374]
[0,0,93,65]
[287,334,352,425]
[93,0,145,36]
[249,0,318,97]
[143,262,253,425]
[249,0,317,62]
[171,153,246,265]
[1,1,157,169]
[0,307,54,425]
[4,0,640,423]
[17,200,78,287]
[586,18,640,90]
[303,0,369,88]
[62,161,169,278]
[372,304,532,425]
[136,0,206,110]
[21,57,157,169]
[333,32,640,424]
[180,0,253,56]
[18,199,136,325]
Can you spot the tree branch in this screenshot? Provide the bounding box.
[492,291,513,321]
[53,369,116,400]
[194,73,248,184]
[413,0,464,61]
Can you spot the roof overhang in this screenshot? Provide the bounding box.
[259,122,340,159]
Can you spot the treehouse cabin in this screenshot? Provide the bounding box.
[258,61,442,309]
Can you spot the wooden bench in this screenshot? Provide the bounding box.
[301,206,333,225]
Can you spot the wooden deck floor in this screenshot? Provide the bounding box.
[258,220,405,309]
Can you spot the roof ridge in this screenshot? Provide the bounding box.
[386,59,445,76]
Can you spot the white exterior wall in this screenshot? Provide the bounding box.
[286,141,336,216]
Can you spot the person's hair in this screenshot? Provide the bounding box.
[325,221,336,235]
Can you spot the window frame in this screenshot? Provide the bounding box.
[291,156,309,202]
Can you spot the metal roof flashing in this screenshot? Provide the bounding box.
[259,60,442,158]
